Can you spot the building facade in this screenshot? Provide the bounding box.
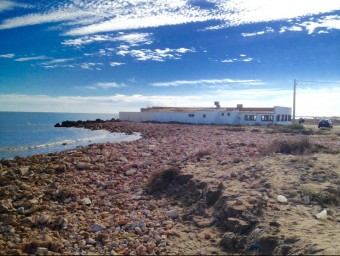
[119,103,292,125]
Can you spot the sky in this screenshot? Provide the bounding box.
[0,0,340,117]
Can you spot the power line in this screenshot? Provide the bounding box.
[298,80,340,84]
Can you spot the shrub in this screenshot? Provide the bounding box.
[145,167,180,194]
[261,135,312,155]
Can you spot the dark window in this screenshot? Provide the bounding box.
[284,115,288,121]
[189,114,195,118]
[281,115,284,121]
[245,115,256,121]
[288,115,291,121]
[203,114,206,118]
[221,113,225,116]
[276,115,280,121]
[261,115,273,121]
[227,113,230,116]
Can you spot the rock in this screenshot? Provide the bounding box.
[225,217,251,234]
[34,214,50,226]
[225,204,247,218]
[125,169,136,176]
[81,197,92,205]
[303,195,311,204]
[166,210,178,218]
[3,214,18,225]
[259,235,278,255]
[55,216,68,229]
[91,223,105,232]
[220,232,236,250]
[315,209,327,219]
[16,207,25,214]
[0,200,13,213]
[136,245,147,255]
[36,247,48,255]
[15,167,29,175]
[277,195,288,203]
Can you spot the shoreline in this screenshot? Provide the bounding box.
[1,121,339,255]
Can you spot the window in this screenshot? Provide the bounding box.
[281,115,284,121]
[221,113,225,116]
[203,114,206,118]
[244,115,256,121]
[276,115,280,122]
[288,115,291,121]
[188,114,195,118]
[227,113,230,116]
[261,115,273,121]
[284,115,288,121]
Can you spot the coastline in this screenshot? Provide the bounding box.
[0,121,339,255]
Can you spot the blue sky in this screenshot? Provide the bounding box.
[0,0,340,116]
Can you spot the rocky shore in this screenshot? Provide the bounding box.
[1,121,340,255]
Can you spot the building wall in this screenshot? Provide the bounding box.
[119,106,292,125]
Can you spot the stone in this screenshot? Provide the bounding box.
[259,235,278,255]
[34,214,50,226]
[36,247,48,256]
[225,217,251,234]
[81,197,92,205]
[15,167,30,175]
[166,210,178,218]
[16,207,25,214]
[0,200,13,213]
[303,195,311,205]
[220,232,236,250]
[55,216,68,229]
[125,169,136,176]
[91,223,105,232]
[315,209,327,220]
[277,195,288,203]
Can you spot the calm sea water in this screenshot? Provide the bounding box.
[0,112,140,159]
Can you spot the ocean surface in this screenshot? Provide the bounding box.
[0,112,140,159]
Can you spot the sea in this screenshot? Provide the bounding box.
[0,112,141,159]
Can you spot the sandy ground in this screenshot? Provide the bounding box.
[0,121,339,255]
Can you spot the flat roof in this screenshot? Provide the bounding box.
[141,106,275,113]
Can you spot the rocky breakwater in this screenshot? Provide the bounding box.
[1,121,339,255]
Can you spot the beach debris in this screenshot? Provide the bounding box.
[315,209,327,220]
[277,195,288,203]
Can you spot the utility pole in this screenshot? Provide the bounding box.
[293,79,298,123]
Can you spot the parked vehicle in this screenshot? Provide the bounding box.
[318,119,333,128]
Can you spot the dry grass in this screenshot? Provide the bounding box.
[261,135,313,155]
[194,148,213,159]
[145,167,180,194]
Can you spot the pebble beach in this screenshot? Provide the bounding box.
[1,121,340,255]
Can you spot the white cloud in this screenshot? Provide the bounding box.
[117,47,195,61]
[80,62,103,70]
[0,53,15,58]
[14,55,49,62]
[96,82,125,89]
[0,0,31,12]
[2,0,339,35]
[242,27,274,37]
[1,86,339,116]
[279,15,340,34]
[152,78,263,87]
[110,62,125,67]
[221,54,254,63]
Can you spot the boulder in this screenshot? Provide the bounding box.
[220,232,236,251]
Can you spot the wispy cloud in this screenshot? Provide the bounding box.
[1,0,339,35]
[62,32,153,49]
[14,55,49,62]
[0,53,15,58]
[152,78,263,87]
[221,54,254,63]
[117,47,195,61]
[0,0,31,13]
[242,27,274,37]
[110,62,125,67]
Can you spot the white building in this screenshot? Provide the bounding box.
[119,102,292,125]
